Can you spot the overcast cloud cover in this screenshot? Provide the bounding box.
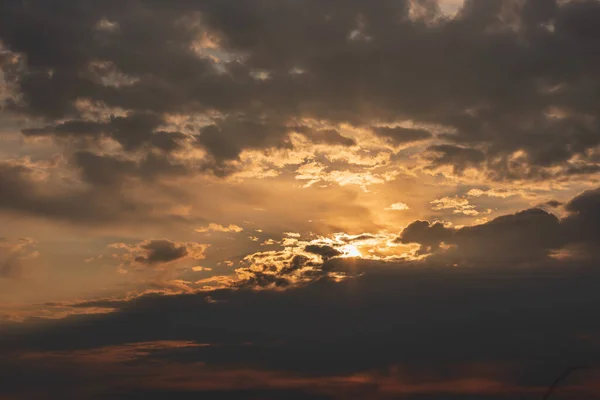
[2,0,600,399]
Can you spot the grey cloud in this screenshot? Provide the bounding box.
[135,239,188,265]
[2,0,600,181]
[23,112,186,153]
[398,187,600,263]
[304,245,342,260]
[399,208,561,263]
[0,161,185,225]
[451,208,561,263]
[297,128,356,147]
[372,126,432,145]
[73,151,137,187]
[196,117,292,161]
[542,200,562,209]
[426,144,486,173]
[2,258,600,398]
[74,151,189,188]
[562,187,600,249]
[397,220,452,254]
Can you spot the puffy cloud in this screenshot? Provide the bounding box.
[110,239,207,269]
[399,207,563,263]
[135,240,188,265]
[1,0,600,187]
[385,202,410,211]
[397,188,600,264]
[195,223,244,233]
[398,221,452,254]
[304,245,343,260]
[22,112,187,153]
[4,3,600,396]
[430,196,481,215]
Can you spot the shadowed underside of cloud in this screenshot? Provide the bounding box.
[0,0,599,194]
[0,0,599,227]
[398,186,600,264]
[2,257,600,399]
[304,244,343,259]
[3,1,600,399]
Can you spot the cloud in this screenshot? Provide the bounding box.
[398,220,452,255]
[196,117,292,162]
[561,187,600,254]
[0,237,38,279]
[372,126,433,145]
[1,0,600,189]
[135,240,188,265]
[191,266,212,272]
[4,2,600,397]
[293,127,356,147]
[466,188,534,199]
[304,245,343,260]
[385,202,410,211]
[430,196,480,216]
[109,239,208,269]
[2,257,600,398]
[399,207,563,263]
[23,112,187,153]
[426,145,486,174]
[195,223,244,233]
[0,158,190,225]
[397,186,600,264]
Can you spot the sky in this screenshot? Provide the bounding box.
[1,0,600,398]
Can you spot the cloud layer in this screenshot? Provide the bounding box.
[3,1,600,399]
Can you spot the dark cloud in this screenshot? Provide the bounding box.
[2,0,600,181]
[372,126,432,145]
[73,151,137,187]
[452,208,562,263]
[304,245,342,260]
[542,199,562,209]
[23,112,186,153]
[399,208,562,263]
[397,187,600,263]
[426,144,486,173]
[135,239,188,265]
[196,117,292,161]
[299,128,356,147]
[109,239,207,270]
[561,187,600,251]
[74,150,189,188]
[2,258,600,398]
[0,161,188,225]
[398,220,452,254]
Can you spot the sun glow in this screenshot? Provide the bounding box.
[340,244,363,258]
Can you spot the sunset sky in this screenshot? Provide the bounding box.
[2,0,600,398]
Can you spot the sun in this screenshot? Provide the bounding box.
[340,244,362,258]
